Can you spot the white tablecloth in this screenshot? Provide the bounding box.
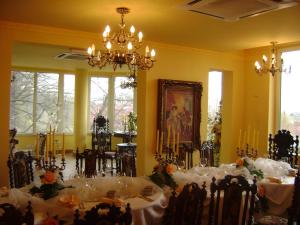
[0,176,167,225]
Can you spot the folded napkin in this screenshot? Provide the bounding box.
[58,194,80,208]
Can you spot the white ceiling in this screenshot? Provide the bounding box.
[1,0,300,51]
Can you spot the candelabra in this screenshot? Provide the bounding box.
[36,152,66,172]
[155,146,180,167]
[236,144,258,159]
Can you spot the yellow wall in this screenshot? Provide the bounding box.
[0,21,247,185]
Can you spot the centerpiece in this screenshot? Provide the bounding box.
[236,157,264,180]
[149,163,177,189]
[30,169,68,200]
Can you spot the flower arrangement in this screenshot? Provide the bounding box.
[235,157,264,180]
[30,169,66,200]
[149,163,177,189]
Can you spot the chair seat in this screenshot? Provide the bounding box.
[104,151,116,156]
[258,215,288,225]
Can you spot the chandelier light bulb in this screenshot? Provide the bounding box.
[145,46,150,56]
[87,47,92,55]
[138,32,143,42]
[262,55,267,63]
[254,61,261,70]
[127,42,133,50]
[151,49,156,59]
[105,25,111,34]
[130,25,135,35]
[106,41,112,50]
[97,51,101,60]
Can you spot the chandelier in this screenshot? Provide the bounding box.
[254,41,290,76]
[87,7,156,73]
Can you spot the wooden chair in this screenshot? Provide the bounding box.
[163,182,207,225]
[73,203,132,225]
[200,140,215,167]
[208,175,257,225]
[268,130,299,167]
[76,148,100,178]
[117,143,136,177]
[9,128,19,154]
[0,201,34,225]
[38,133,47,158]
[7,151,33,188]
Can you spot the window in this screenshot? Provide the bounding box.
[280,50,300,135]
[89,76,135,131]
[207,71,223,139]
[10,71,75,134]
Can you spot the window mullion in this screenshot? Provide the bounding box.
[58,73,64,133]
[33,73,38,133]
[108,77,115,131]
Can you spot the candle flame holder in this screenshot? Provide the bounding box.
[236,144,258,159]
[36,152,66,177]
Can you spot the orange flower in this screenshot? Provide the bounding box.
[258,185,265,197]
[42,171,56,184]
[166,164,174,175]
[236,158,244,167]
[42,217,59,225]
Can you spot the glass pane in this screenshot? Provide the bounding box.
[90,77,109,129]
[281,50,300,136]
[207,71,222,139]
[36,73,59,132]
[10,71,34,134]
[114,77,134,131]
[63,74,75,133]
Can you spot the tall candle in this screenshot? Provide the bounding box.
[176,132,179,155]
[256,131,260,150]
[156,130,159,153]
[36,134,39,160]
[247,126,250,144]
[62,133,65,159]
[160,131,163,154]
[172,129,176,154]
[45,134,49,161]
[52,129,55,156]
[238,129,242,149]
[167,125,170,148]
[243,130,247,149]
[253,129,256,149]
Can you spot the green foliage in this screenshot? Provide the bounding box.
[30,183,65,200]
[149,165,177,190]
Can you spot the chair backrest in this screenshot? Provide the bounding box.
[97,132,112,152]
[74,203,132,225]
[268,130,299,167]
[0,201,34,225]
[76,148,100,178]
[288,168,300,225]
[38,133,47,157]
[7,151,33,188]
[9,128,19,154]
[163,182,207,225]
[201,140,215,166]
[208,175,257,225]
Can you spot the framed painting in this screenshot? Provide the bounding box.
[157,79,202,149]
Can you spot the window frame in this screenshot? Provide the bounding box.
[275,46,300,133]
[88,72,137,133]
[10,68,75,135]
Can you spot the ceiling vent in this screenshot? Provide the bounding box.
[185,0,299,21]
[55,49,88,61]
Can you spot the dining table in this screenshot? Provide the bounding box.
[172,157,296,217]
[0,176,167,225]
